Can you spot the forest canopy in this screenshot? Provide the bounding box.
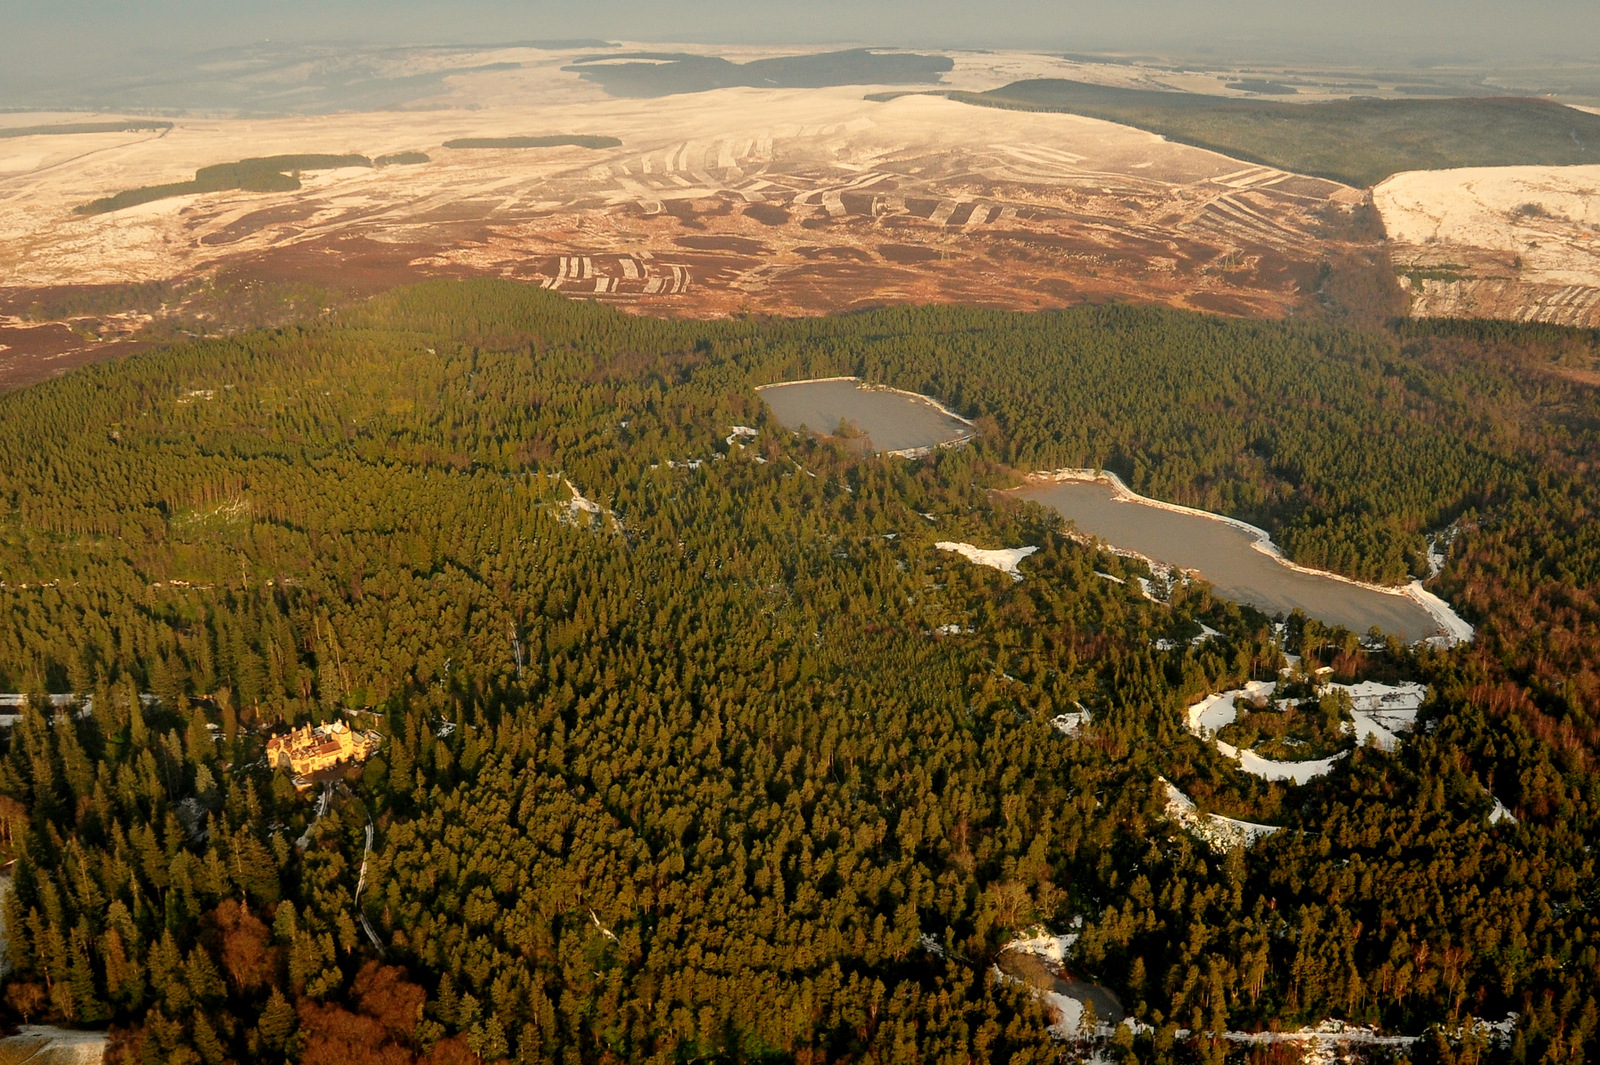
[0,282,1596,1065]
[917,82,1600,188]
[75,155,380,216]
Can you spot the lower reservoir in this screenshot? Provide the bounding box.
[1017,476,1463,643]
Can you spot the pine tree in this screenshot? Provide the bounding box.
[191,1011,229,1065]
[257,987,297,1052]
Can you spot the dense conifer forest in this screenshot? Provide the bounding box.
[0,282,1597,1064]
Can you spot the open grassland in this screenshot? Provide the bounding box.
[936,80,1600,187]
[1,81,1372,385]
[7,44,1594,382]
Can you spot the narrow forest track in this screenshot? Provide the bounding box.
[355,819,383,952]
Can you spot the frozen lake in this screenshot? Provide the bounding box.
[756,378,975,455]
[1019,478,1449,641]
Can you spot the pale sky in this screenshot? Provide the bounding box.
[6,0,1598,58]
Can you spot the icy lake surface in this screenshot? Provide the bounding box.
[757,378,975,455]
[1019,479,1441,640]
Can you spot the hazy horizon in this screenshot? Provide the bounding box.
[4,0,1600,116]
[7,0,1600,72]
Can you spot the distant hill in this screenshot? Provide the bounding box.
[567,48,953,98]
[929,80,1600,187]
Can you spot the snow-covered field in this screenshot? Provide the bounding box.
[1340,680,1428,749]
[1377,166,1600,285]
[0,47,1351,335]
[1376,165,1600,328]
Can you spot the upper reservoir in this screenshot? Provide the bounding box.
[757,378,975,455]
[1018,477,1456,642]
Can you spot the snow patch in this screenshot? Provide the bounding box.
[1446,1013,1519,1043]
[935,541,1038,581]
[1161,778,1281,852]
[1004,928,1080,965]
[1185,678,1427,779]
[560,478,623,532]
[997,923,1103,1040]
[1222,742,1341,784]
[1051,706,1091,736]
[1406,580,1475,647]
[1218,1019,1421,1051]
[1039,991,1099,1039]
[1187,680,1275,734]
[1425,524,1458,580]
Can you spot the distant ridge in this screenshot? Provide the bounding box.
[567,48,953,98]
[915,79,1600,187]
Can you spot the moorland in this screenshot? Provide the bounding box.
[4,43,1599,392]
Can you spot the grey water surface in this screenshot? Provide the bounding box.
[757,379,973,454]
[1019,480,1440,640]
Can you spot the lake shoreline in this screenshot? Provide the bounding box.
[756,376,980,430]
[1020,469,1473,646]
[755,376,976,456]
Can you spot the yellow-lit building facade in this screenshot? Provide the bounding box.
[266,721,382,777]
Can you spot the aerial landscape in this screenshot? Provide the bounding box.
[1,1,1598,1063]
